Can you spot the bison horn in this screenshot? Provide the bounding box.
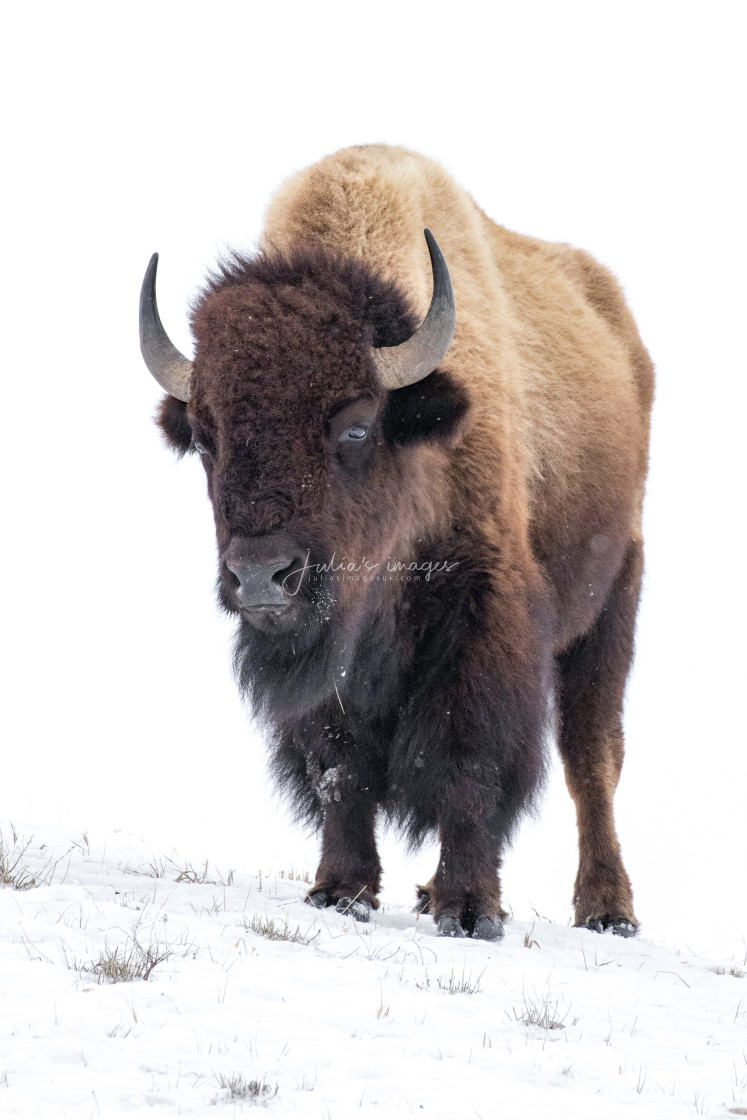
[139,253,194,402]
[372,229,456,390]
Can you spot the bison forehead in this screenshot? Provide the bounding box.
[188,243,417,421]
[191,276,380,408]
[196,281,368,357]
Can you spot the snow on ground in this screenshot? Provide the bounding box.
[1,824,745,1120]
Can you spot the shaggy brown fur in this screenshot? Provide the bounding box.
[155,144,653,939]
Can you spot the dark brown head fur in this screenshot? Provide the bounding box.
[158,245,470,723]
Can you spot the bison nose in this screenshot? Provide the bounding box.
[224,536,308,611]
[228,559,300,608]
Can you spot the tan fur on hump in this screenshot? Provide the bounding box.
[262,144,653,646]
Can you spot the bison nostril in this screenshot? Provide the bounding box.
[272,553,309,597]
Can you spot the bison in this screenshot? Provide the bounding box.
[140,144,653,941]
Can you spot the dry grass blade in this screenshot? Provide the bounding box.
[277,867,312,883]
[174,860,235,886]
[0,828,68,891]
[212,1073,278,1103]
[511,990,570,1030]
[139,855,235,885]
[81,937,172,983]
[523,922,540,950]
[0,834,38,891]
[437,966,485,995]
[243,914,318,945]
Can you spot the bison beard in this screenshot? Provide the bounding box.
[241,535,550,822]
[146,144,652,941]
[229,526,552,939]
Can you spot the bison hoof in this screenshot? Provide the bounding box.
[335,896,370,922]
[471,915,505,942]
[583,916,637,938]
[414,888,431,915]
[437,915,466,938]
[305,890,331,909]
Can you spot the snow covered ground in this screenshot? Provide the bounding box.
[2,824,745,1119]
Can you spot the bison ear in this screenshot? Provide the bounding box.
[381,370,470,447]
[156,394,194,457]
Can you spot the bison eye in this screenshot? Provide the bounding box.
[193,440,209,456]
[338,424,369,443]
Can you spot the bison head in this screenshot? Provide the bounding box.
[140,233,468,718]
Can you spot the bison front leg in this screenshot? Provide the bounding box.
[419,815,509,941]
[556,539,642,937]
[395,557,551,941]
[305,790,382,922]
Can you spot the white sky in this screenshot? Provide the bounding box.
[2,0,745,959]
